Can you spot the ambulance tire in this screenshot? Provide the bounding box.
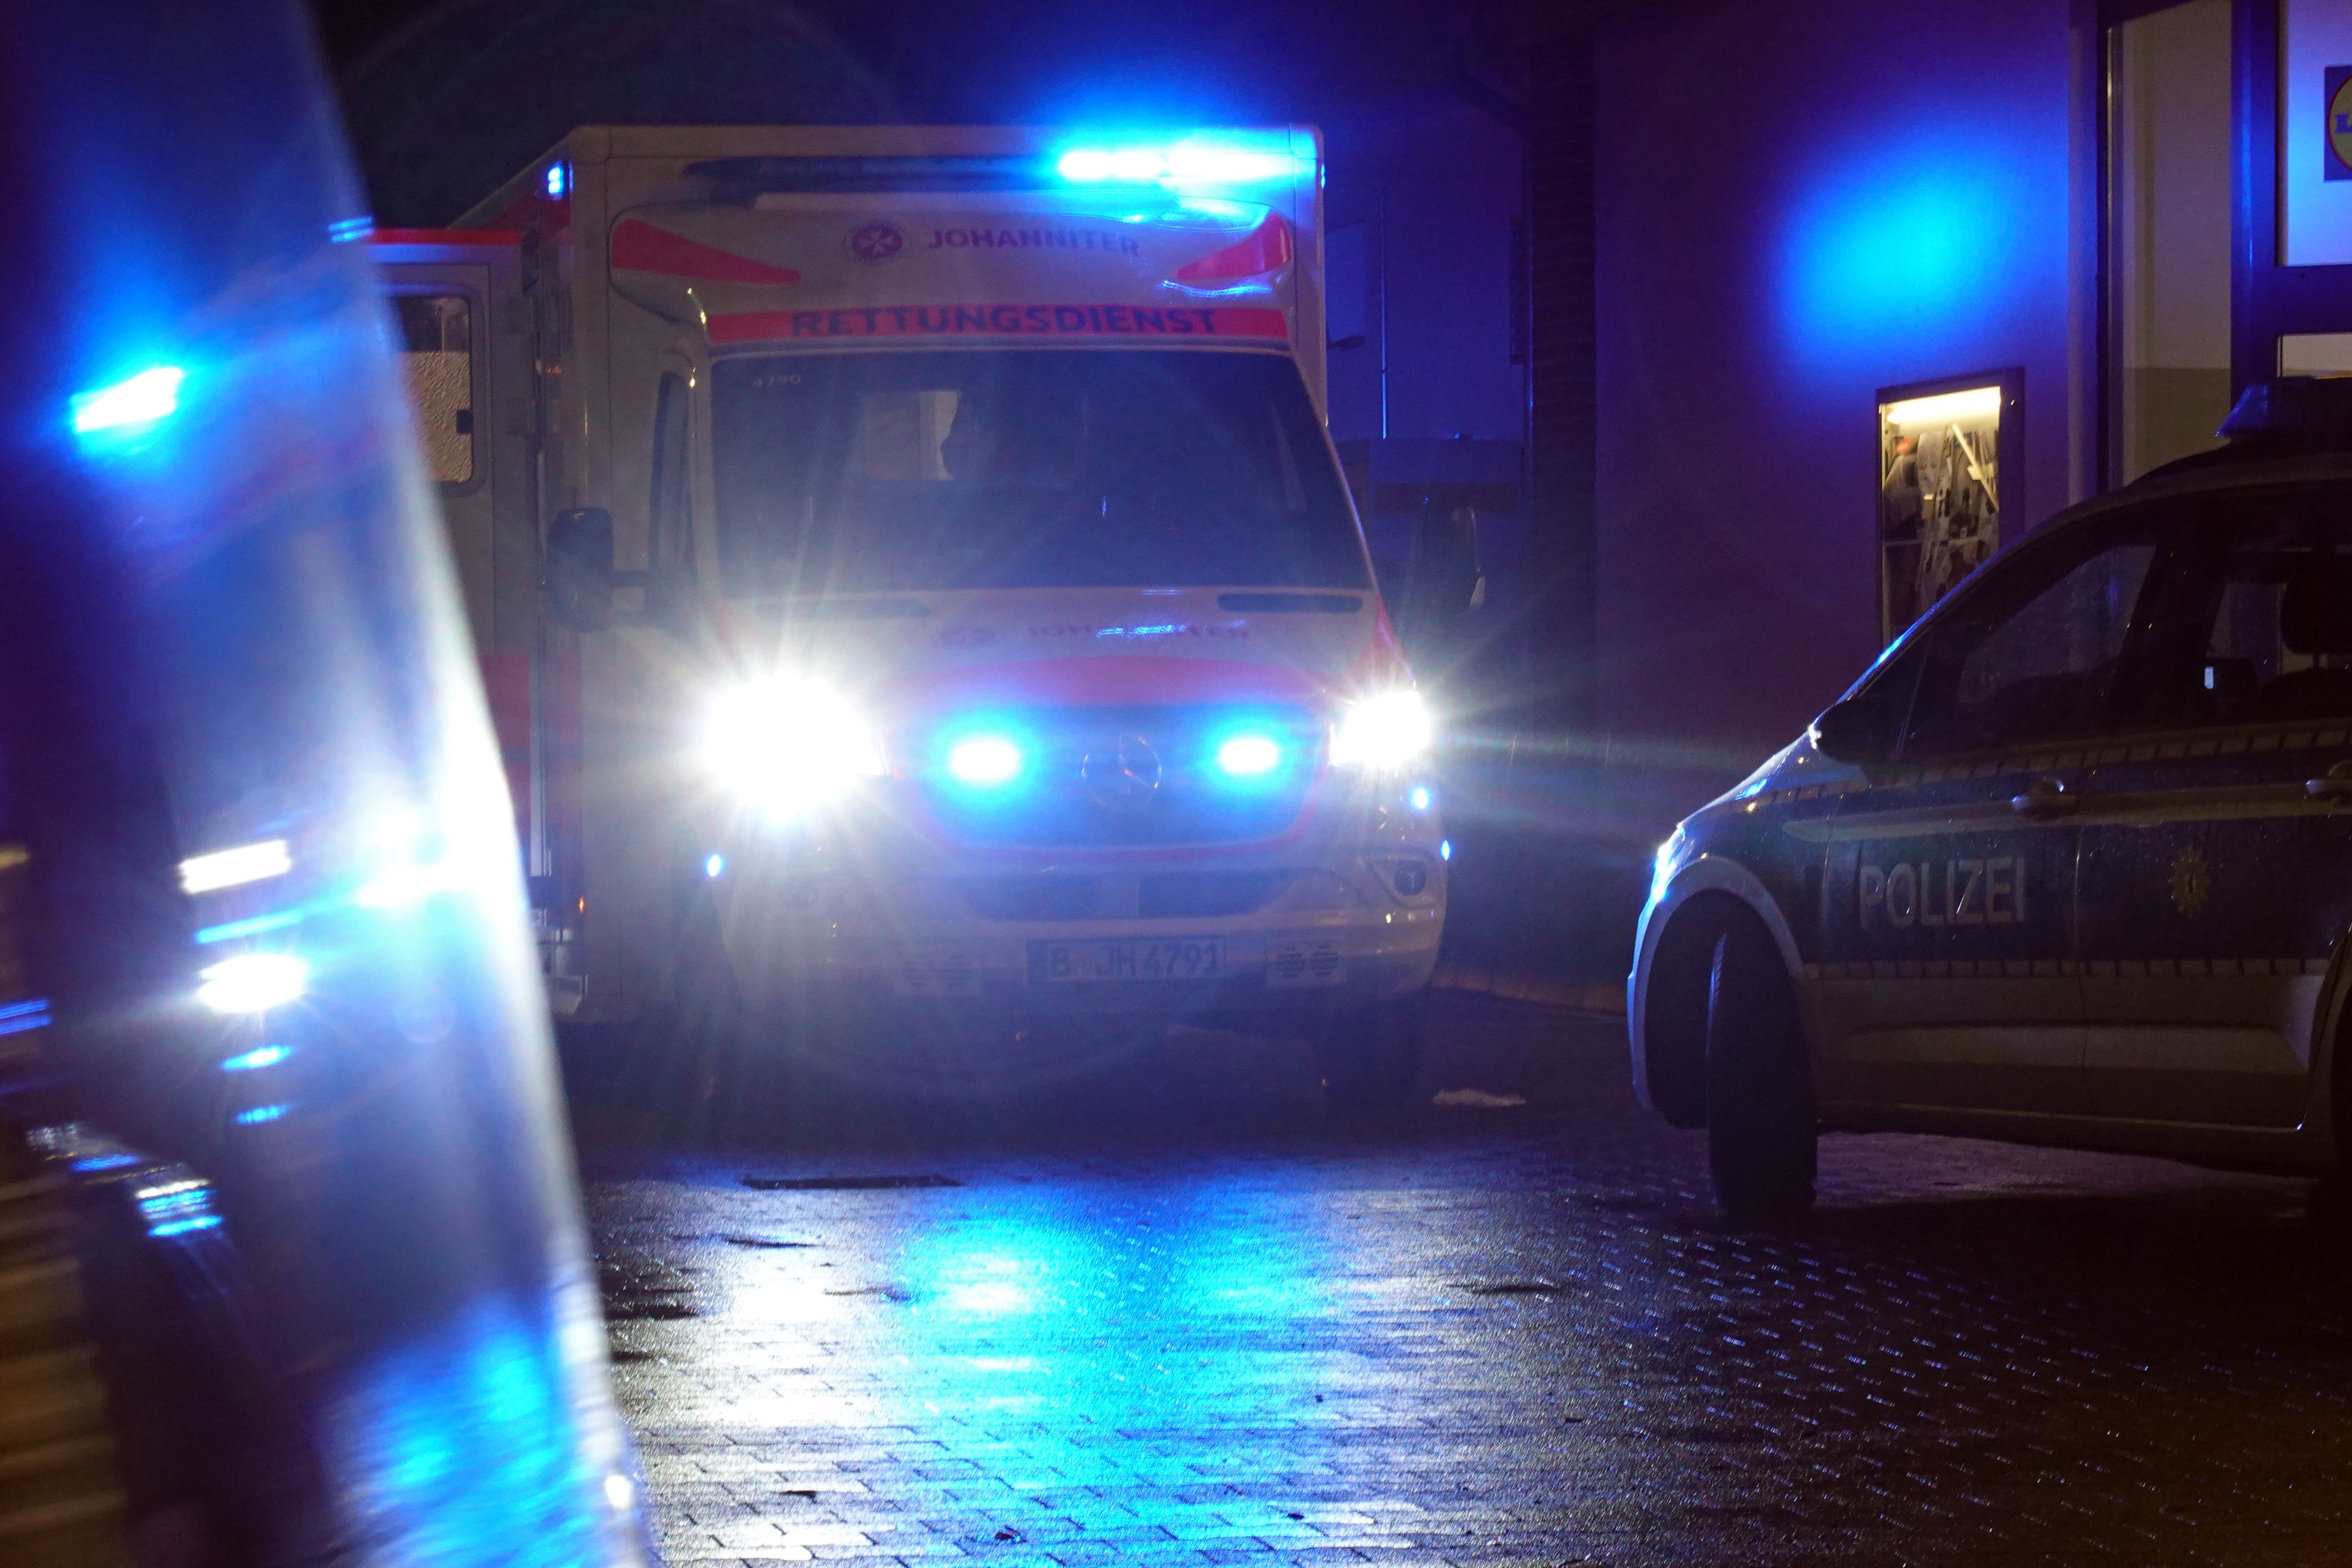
[1315,994,1426,1115]
[1702,912,1817,1225]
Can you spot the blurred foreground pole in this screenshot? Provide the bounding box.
[0,2,649,1564]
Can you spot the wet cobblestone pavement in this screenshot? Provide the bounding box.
[577,995,2352,1566]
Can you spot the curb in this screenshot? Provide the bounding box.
[1430,966,1627,1014]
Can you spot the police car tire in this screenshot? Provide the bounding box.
[1317,996,1426,1114]
[1702,916,1818,1223]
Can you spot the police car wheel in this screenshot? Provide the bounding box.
[1316,995,1426,1114]
[1702,915,1817,1223]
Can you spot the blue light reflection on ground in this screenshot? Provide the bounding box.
[720,1176,1341,1453]
[328,1299,611,1568]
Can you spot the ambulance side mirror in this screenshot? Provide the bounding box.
[1810,698,1890,765]
[546,507,616,631]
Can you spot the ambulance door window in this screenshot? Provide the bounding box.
[647,372,694,621]
[393,294,476,486]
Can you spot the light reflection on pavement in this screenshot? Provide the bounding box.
[577,996,2352,1565]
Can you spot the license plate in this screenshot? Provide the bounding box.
[1031,938,1227,984]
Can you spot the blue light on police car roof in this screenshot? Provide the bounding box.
[947,735,1024,787]
[546,162,569,199]
[1216,734,1282,777]
[71,365,183,439]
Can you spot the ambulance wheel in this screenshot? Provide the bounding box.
[1702,912,1816,1224]
[1315,995,1426,1115]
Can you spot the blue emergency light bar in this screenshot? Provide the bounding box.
[687,135,1305,196]
[1054,139,1298,188]
[2216,376,2352,447]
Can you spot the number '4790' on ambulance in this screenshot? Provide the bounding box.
[372,126,1452,1106]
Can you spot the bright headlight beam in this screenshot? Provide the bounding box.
[197,953,308,1015]
[701,677,886,820]
[1330,690,1433,771]
[947,735,1024,786]
[1216,734,1282,776]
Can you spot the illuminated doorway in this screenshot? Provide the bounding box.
[1878,373,2019,643]
[2104,0,2234,485]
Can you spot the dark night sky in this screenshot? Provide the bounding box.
[305,0,1535,223]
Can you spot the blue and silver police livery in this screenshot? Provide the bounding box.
[1632,378,2352,1221]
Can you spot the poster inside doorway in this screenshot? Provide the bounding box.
[1877,380,2009,644]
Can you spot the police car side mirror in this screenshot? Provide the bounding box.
[546,507,617,631]
[1810,698,1889,765]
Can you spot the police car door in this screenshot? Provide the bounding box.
[1816,512,2171,1115]
[2074,483,2352,1129]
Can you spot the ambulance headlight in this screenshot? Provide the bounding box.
[701,678,886,819]
[1329,690,1433,771]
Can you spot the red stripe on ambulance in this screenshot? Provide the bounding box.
[611,219,803,283]
[707,303,1288,345]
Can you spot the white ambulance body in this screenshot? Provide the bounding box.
[376,126,1448,1097]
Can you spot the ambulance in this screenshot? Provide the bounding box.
[372,127,1462,1104]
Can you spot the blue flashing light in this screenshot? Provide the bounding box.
[1440,839,1452,862]
[1057,148,1165,183]
[195,908,303,944]
[1055,136,1297,189]
[947,735,1024,787]
[1216,734,1282,777]
[1409,785,1432,813]
[71,1152,141,1173]
[0,998,50,1038]
[546,162,569,199]
[328,215,375,243]
[71,365,183,438]
[135,1178,216,1237]
[235,1104,290,1125]
[222,1044,292,1073]
[148,1215,223,1238]
[704,853,726,879]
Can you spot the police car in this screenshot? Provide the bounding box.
[1631,377,2352,1220]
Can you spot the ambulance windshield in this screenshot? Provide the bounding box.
[711,350,1368,594]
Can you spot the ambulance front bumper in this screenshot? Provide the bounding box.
[710,860,1445,1019]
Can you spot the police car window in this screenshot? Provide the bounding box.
[710,350,1368,594]
[1903,529,2161,755]
[2136,493,2352,726]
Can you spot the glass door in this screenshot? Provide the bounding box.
[2105,0,2234,486]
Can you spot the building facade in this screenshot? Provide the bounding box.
[1524,0,2352,800]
